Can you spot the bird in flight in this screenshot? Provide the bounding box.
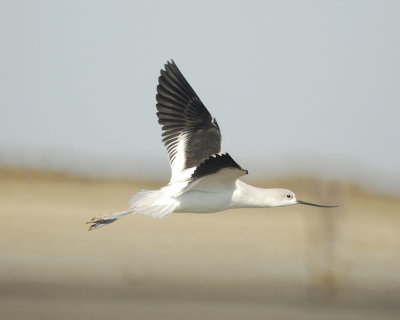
[88,60,336,230]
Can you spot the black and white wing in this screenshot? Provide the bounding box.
[186,153,248,192]
[156,60,221,181]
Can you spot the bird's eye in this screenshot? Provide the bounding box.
[286,194,292,199]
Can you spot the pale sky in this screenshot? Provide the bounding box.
[1,1,399,193]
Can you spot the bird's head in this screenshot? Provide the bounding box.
[272,189,337,208]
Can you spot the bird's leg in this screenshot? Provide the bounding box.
[86,213,118,231]
[86,208,135,231]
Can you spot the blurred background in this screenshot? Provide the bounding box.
[1,1,399,319]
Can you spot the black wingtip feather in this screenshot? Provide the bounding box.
[156,60,222,170]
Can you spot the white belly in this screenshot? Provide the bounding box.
[175,190,234,213]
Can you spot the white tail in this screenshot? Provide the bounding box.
[87,187,179,230]
[129,189,178,219]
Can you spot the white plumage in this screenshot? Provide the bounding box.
[88,60,336,230]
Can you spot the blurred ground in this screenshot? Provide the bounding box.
[1,169,400,319]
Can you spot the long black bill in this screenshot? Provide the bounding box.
[296,200,338,208]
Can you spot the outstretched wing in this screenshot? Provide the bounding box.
[156,60,221,181]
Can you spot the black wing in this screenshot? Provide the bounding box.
[185,153,248,192]
[191,153,248,180]
[156,60,221,177]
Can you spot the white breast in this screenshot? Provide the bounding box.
[175,189,235,213]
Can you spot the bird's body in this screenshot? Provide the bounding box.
[177,181,297,212]
[88,61,336,230]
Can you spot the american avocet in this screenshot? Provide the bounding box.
[88,60,336,230]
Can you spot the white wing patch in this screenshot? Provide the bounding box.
[170,132,189,182]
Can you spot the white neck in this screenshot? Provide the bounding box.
[231,180,288,208]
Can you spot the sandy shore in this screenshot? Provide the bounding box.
[1,169,400,319]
